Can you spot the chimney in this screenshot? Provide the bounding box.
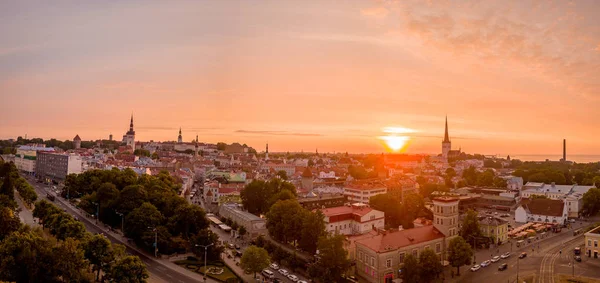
[563,139,566,162]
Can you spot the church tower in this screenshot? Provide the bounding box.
[178,127,183,143]
[442,116,451,160]
[194,134,199,157]
[123,114,136,150]
[265,143,269,161]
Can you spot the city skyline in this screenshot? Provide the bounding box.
[2,1,600,154]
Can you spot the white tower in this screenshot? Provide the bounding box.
[432,196,459,238]
[442,116,451,160]
[178,127,183,143]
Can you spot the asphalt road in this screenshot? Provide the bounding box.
[457,223,595,283]
[24,176,207,283]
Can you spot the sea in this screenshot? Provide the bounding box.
[503,155,600,163]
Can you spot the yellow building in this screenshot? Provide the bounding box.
[584,226,600,259]
[478,216,509,244]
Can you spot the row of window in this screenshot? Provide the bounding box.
[434,205,457,214]
[588,240,598,247]
[359,243,443,270]
[435,216,456,226]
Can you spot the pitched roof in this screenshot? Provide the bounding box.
[520,198,565,217]
[302,167,313,178]
[320,205,374,217]
[73,134,81,141]
[355,225,445,253]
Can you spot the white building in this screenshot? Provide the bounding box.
[122,115,136,150]
[320,203,384,235]
[521,182,595,217]
[260,163,296,176]
[343,182,387,204]
[219,203,267,237]
[515,198,568,225]
[15,145,54,174]
[36,152,82,181]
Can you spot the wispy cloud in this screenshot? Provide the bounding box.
[235,130,323,137]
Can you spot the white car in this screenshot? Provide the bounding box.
[298,281,308,283]
[470,265,481,272]
[491,256,500,262]
[270,263,279,270]
[501,252,511,259]
[278,269,289,276]
[287,274,299,282]
[480,260,491,267]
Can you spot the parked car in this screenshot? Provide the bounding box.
[501,252,511,259]
[491,256,500,263]
[235,244,241,250]
[470,265,481,272]
[570,219,576,223]
[575,255,582,262]
[574,247,581,255]
[298,281,308,283]
[287,274,299,282]
[498,263,508,271]
[519,252,527,259]
[270,263,279,270]
[278,269,289,276]
[480,260,491,267]
[262,269,275,279]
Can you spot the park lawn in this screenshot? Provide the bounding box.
[558,274,600,283]
[175,259,241,283]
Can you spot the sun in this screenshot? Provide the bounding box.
[378,126,416,152]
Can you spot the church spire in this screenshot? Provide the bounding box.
[443,115,450,143]
[129,114,134,131]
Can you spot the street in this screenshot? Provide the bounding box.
[456,220,597,283]
[22,175,211,283]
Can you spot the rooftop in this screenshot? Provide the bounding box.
[320,203,375,217]
[520,198,565,217]
[355,225,445,253]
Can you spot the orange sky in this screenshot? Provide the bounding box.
[1,0,600,155]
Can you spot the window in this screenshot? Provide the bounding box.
[412,249,418,258]
[371,257,375,266]
[424,245,430,251]
[370,215,375,220]
[436,243,441,253]
[399,253,405,263]
[589,240,592,247]
[595,241,598,248]
[360,252,364,261]
[386,259,392,268]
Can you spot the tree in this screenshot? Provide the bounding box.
[476,170,495,186]
[419,249,442,282]
[117,185,147,214]
[191,229,223,261]
[108,255,149,283]
[216,142,227,151]
[276,170,288,180]
[238,225,247,238]
[268,189,295,208]
[124,202,163,240]
[0,229,57,282]
[582,188,600,216]
[168,203,208,239]
[299,210,326,254]
[266,199,306,244]
[448,236,473,276]
[241,180,268,215]
[53,237,88,282]
[133,149,151,157]
[460,209,482,242]
[402,254,420,283]
[84,234,115,281]
[0,207,21,241]
[240,245,270,278]
[369,193,402,228]
[308,235,351,283]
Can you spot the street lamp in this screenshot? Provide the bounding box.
[116,211,124,233]
[195,243,214,282]
[92,202,99,223]
[148,227,158,258]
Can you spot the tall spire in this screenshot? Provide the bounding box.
[129,114,134,131]
[179,127,182,135]
[443,115,450,143]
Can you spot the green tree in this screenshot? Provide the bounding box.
[448,236,473,276]
[191,229,223,261]
[308,235,351,283]
[476,170,495,186]
[582,187,600,216]
[459,209,482,242]
[117,185,148,214]
[168,203,208,239]
[53,237,88,282]
[133,149,151,157]
[299,210,326,254]
[125,202,163,240]
[240,245,271,278]
[238,225,247,238]
[266,199,306,245]
[0,229,57,282]
[369,193,402,228]
[402,254,420,283]
[276,170,288,180]
[0,207,21,241]
[84,234,115,281]
[107,255,149,283]
[419,249,442,282]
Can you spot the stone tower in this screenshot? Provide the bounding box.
[178,128,183,143]
[432,196,459,238]
[442,116,451,160]
[73,135,81,149]
[301,167,313,191]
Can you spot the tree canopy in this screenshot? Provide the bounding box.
[308,235,351,283]
[240,246,271,278]
[448,236,473,276]
[241,178,296,216]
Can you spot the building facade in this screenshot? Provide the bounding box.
[584,226,600,259]
[320,203,384,235]
[478,216,509,244]
[35,151,82,181]
[219,203,267,237]
[15,145,54,174]
[344,184,387,204]
[515,198,568,224]
[354,196,459,283]
[521,182,595,218]
[122,115,136,150]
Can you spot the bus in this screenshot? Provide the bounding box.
[207,216,223,226]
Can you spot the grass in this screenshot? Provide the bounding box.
[558,274,600,283]
[174,259,241,283]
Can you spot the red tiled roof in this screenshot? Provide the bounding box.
[320,205,374,217]
[73,134,81,141]
[520,198,565,217]
[355,225,445,253]
[302,167,313,178]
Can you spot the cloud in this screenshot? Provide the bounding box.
[360,6,389,19]
[372,0,600,100]
[235,130,323,137]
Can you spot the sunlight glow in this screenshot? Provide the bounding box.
[379,135,410,151]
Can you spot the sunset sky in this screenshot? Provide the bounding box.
[1,0,600,155]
